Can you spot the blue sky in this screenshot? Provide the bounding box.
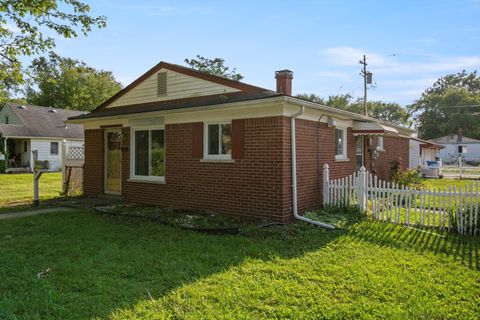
[52,0,480,106]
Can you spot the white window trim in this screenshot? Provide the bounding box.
[376,135,385,152]
[130,125,165,182]
[335,126,348,160]
[203,121,232,160]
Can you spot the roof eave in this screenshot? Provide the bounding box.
[66,95,286,124]
[284,96,415,135]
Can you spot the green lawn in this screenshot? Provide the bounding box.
[0,210,478,319]
[0,173,62,210]
[423,178,479,190]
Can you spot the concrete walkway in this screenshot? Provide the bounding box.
[0,207,77,220]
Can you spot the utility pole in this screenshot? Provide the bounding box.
[359,55,372,116]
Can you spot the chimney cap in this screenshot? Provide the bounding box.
[275,69,293,78]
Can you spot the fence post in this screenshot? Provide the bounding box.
[458,155,463,179]
[323,163,330,206]
[61,141,67,194]
[357,166,367,212]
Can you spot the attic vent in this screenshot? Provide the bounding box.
[16,105,26,109]
[157,72,167,97]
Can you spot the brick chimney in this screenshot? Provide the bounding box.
[457,128,464,142]
[275,70,293,95]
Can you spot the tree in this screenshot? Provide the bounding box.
[296,93,409,126]
[184,55,243,81]
[25,53,121,111]
[364,101,409,125]
[0,0,106,86]
[296,93,325,104]
[408,70,480,139]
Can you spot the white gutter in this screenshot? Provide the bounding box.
[66,95,287,124]
[290,106,335,230]
[285,96,415,135]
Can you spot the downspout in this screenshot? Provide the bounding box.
[291,106,335,230]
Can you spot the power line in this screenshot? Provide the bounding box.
[438,104,480,108]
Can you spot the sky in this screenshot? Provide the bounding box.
[49,0,480,106]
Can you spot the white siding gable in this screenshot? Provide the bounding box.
[31,139,63,171]
[107,69,240,108]
[0,106,22,125]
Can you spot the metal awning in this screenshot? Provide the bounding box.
[352,121,399,135]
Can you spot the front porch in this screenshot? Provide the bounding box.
[2,138,32,173]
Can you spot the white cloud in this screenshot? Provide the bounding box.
[319,46,480,76]
[315,46,480,105]
[319,46,392,67]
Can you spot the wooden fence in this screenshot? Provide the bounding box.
[323,164,479,236]
[62,145,84,194]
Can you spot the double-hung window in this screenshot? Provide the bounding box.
[335,127,347,160]
[377,136,384,151]
[132,127,165,181]
[205,122,232,159]
[50,142,59,155]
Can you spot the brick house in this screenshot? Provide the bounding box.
[68,62,413,222]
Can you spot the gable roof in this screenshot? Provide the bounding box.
[410,136,444,149]
[430,134,480,144]
[67,61,414,135]
[69,90,281,121]
[0,104,85,139]
[93,61,274,112]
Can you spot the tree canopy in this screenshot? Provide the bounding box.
[25,53,121,111]
[185,55,243,81]
[296,93,410,126]
[407,70,480,139]
[0,0,106,87]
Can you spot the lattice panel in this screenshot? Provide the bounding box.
[66,146,85,160]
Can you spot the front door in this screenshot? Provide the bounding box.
[355,136,364,170]
[104,129,122,194]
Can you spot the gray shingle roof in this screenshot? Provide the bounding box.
[0,103,85,139]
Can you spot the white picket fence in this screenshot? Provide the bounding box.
[322,164,479,236]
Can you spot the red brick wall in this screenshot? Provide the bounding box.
[294,119,356,212]
[84,129,104,197]
[83,116,409,220]
[120,117,292,222]
[293,119,409,211]
[364,135,409,181]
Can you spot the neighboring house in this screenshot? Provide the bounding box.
[409,136,444,169]
[68,62,413,222]
[0,104,85,172]
[431,131,480,163]
[409,136,444,177]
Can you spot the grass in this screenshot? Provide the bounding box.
[364,179,480,230]
[0,173,62,212]
[423,178,479,190]
[0,210,479,319]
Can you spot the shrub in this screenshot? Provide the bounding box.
[391,168,423,189]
